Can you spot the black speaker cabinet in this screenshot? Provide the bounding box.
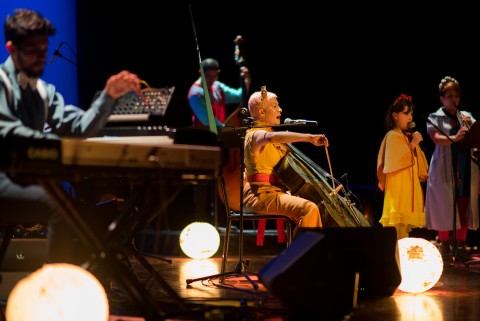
[259,227,401,320]
[0,238,48,298]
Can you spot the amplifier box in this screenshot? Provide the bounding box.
[0,238,48,298]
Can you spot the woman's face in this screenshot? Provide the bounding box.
[440,88,461,111]
[262,97,282,125]
[393,106,413,131]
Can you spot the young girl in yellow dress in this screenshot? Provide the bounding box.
[376,94,429,239]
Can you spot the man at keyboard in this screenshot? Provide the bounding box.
[0,9,141,264]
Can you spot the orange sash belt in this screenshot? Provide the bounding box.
[246,174,286,245]
[246,173,282,185]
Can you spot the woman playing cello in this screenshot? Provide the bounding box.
[243,86,328,231]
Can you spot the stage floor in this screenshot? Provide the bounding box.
[109,249,480,321]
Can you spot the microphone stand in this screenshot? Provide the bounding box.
[52,51,78,66]
[49,42,101,85]
[186,120,317,288]
[186,118,258,289]
[424,115,480,264]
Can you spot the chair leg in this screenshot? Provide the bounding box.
[286,220,293,246]
[275,219,286,243]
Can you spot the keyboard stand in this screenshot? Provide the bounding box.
[40,178,190,321]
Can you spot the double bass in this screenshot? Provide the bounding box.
[218,35,249,212]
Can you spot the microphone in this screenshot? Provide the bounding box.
[284,118,318,126]
[49,42,64,64]
[407,121,416,133]
[407,122,425,151]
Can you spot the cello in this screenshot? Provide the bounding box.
[218,35,249,212]
[276,143,371,227]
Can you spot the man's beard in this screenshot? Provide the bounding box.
[23,66,44,79]
[18,56,44,78]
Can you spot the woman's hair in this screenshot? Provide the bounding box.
[248,86,277,118]
[438,76,461,96]
[384,94,414,130]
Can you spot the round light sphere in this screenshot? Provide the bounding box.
[397,237,443,293]
[6,263,109,321]
[179,222,220,259]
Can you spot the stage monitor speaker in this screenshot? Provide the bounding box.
[259,226,401,320]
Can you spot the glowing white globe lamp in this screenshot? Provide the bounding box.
[6,263,109,321]
[179,222,220,259]
[397,237,443,293]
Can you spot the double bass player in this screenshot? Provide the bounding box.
[187,37,252,221]
[187,57,251,127]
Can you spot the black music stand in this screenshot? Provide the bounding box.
[186,118,260,289]
[186,5,258,287]
[426,116,480,264]
[460,122,480,152]
[459,122,480,267]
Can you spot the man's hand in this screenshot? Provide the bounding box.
[104,70,141,99]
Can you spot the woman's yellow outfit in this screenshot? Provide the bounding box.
[243,127,322,229]
[377,130,429,239]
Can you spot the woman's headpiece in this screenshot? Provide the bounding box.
[258,86,267,109]
[439,76,459,90]
[394,94,412,106]
[260,86,267,101]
